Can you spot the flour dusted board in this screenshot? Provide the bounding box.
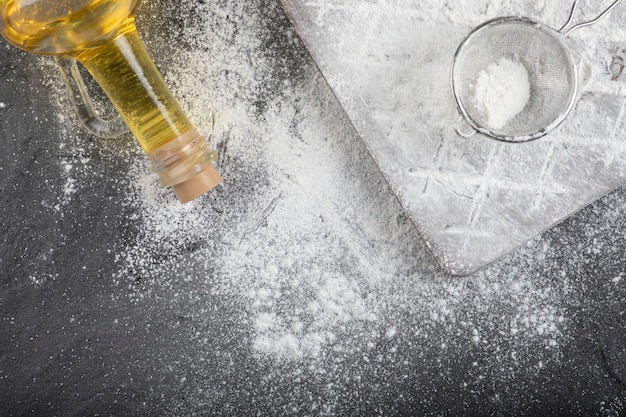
[281,0,626,275]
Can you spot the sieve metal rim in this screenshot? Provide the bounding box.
[451,16,579,143]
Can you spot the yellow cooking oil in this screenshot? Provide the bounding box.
[76,19,192,153]
[0,0,221,203]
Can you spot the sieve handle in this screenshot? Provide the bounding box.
[454,117,477,138]
[559,0,623,36]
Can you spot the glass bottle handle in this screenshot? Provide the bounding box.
[55,56,129,139]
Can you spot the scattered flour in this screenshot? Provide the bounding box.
[108,0,570,376]
[473,57,531,130]
[37,0,604,413]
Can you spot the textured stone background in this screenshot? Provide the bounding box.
[1,1,625,416]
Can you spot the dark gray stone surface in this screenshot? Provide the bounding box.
[1,1,625,416]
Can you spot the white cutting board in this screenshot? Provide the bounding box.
[282,0,626,275]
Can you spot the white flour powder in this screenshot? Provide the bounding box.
[473,57,530,129]
[36,0,624,413]
[105,0,570,367]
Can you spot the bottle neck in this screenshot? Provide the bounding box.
[76,20,192,152]
[75,20,222,202]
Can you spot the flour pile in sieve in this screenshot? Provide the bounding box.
[473,57,531,129]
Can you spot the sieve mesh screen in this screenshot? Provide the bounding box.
[453,18,577,142]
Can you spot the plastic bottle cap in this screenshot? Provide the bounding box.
[172,165,222,204]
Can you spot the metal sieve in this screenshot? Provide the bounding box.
[452,0,623,143]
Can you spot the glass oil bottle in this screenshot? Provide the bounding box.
[0,0,222,203]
